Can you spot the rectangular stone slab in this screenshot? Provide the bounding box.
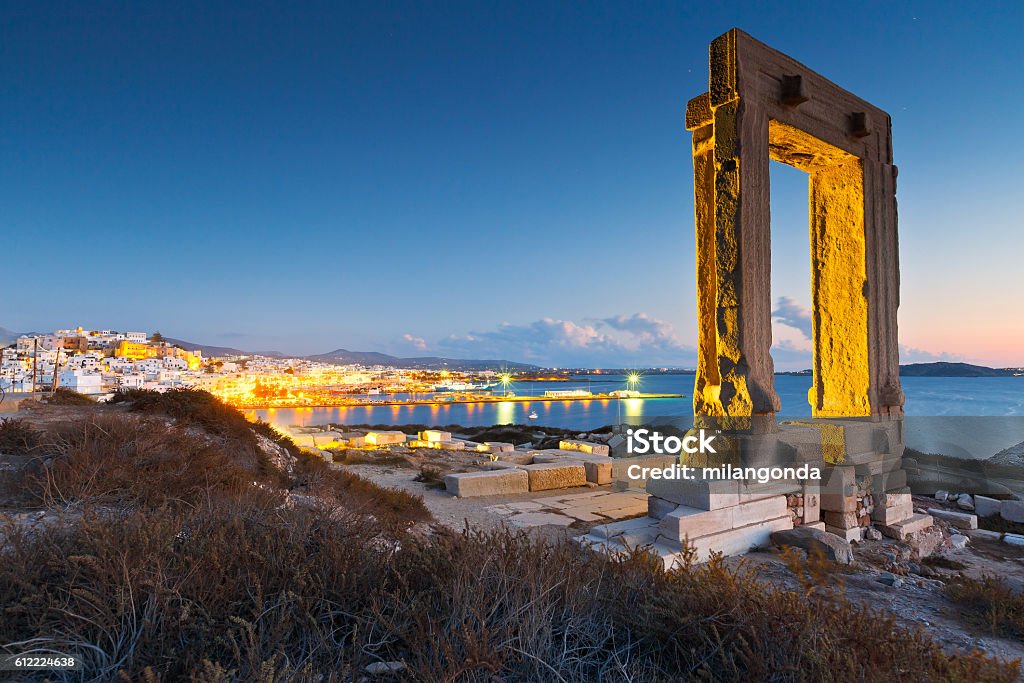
[660,495,787,542]
[445,470,529,498]
[879,513,934,541]
[872,501,913,525]
[974,495,1002,518]
[523,463,587,491]
[559,440,611,456]
[646,477,740,510]
[673,516,793,563]
[583,460,613,485]
[927,508,978,530]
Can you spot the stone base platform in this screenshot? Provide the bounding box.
[578,493,794,566]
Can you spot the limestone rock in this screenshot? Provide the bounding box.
[933,490,950,502]
[974,495,1002,518]
[444,470,529,498]
[877,572,903,588]
[583,460,613,485]
[1003,533,1024,547]
[950,533,969,550]
[365,661,406,675]
[770,526,854,564]
[956,494,975,511]
[523,463,587,492]
[926,508,978,530]
[1001,500,1024,524]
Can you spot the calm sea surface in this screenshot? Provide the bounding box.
[251,374,1024,435]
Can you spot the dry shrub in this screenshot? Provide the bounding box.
[109,389,292,486]
[779,545,852,596]
[291,451,430,531]
[413,464,446,489]
[21,414,277,510]
[946,575,1024,640]
[0,417,43,455]
[44,388,97,406]
[0,516,1015,682]
[0,502,385,681]
[8,410,429,530]
[110,388,261,446]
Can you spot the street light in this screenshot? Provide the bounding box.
[627,372,640,392]
[499,373,512,397]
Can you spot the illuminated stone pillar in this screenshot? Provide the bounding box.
[687,29,904,421]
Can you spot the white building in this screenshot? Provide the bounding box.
[58,370,103,395]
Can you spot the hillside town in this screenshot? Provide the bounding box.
[0,327,476,404]
[1,328,681,411]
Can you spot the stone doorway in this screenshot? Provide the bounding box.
[686,29,904,420]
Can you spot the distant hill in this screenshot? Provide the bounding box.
[899,362,1016,377]
[307,348,538,371]
[779,362,1018,378]
[0,327,21,346]
[163,338,287,358]
[162,338,536,370]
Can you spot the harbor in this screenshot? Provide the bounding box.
[233,390,684,410]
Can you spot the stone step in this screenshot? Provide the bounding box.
[879,513,933,541]
[872,501,914,525]
[647,475,796,512]
[588,515,662,541]
[659,515,794,563]
[660,495,789,543]
[646,477,741,510]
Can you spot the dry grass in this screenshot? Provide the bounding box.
[413,464,446,489]
[44,388,97,406]
[7,390,431,531]
[290,450,429,531]
[20,414,276,510]
[0,417,43,455]
[331,449,411,467]
[0,515,1016,682]
[946,575,1024,641]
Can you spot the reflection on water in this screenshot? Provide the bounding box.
[249,374,1024,459]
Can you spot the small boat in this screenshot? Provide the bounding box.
[527,411,538,420]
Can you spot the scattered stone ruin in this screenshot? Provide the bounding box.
[581,29,935,564]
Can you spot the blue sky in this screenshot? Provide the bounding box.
[3,1,1023,368]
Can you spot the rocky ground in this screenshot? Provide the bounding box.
[342,453,1024,667]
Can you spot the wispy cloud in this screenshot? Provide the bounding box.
[899,345,963,363]
[769,296,963,368]
[402,333,427,351]
[771,296,813,340]
[398,313,696,367]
